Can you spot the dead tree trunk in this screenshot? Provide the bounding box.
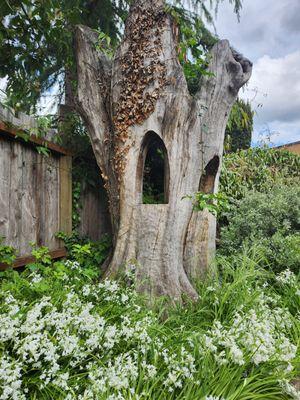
[75,0,252,300]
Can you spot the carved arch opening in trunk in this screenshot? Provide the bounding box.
[137,131,170,204]
[199,155,220,193]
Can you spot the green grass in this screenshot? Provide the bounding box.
[0,246,299,399]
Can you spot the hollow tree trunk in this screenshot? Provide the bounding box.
[74,0,252,300]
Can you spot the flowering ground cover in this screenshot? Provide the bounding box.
[0,249,299,399]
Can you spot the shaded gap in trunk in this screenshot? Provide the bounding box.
[137,131,169,204]
[199,155,220,193]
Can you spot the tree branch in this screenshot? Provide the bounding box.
[75,25,120,236]
[75,24,112,164]
[197,39,252,100]
[195,39,252,165]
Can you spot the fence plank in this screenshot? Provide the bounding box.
[19,145,39,254]
[42,155,60,248]
[8,140,23,252]
[0,247,67,270]
[0,137,10,243]
[78,181,112,241]
[59,155,72,234]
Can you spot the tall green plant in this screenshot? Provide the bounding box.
[0,0,127,112]
[220,147,300,203]
[225,98,254,152]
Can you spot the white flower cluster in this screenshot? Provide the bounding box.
[30,272,43,284]
[276,269,297,286]
[0,272,197,399]
[202,293,296,367]
[162,347,196,392]
[0,356,24,400]
[0,262,298,399]
[280,379,300,400]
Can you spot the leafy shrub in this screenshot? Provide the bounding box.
[0,249,299,399]
[256,233,300,274]
[30,244,52,266]
[56,231,111,270]
[220,147,300,203]
[0,238,16,266]
[220,185,300,272]
[183,192,229,216]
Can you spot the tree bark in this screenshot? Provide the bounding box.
[74,0,252,300]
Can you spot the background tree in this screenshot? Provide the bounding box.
[0,0,242,112]
[224,98,254,153]
[0,0,128,111]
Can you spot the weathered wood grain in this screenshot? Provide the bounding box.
[8,140,23,252]
[0,122,72,256]
[19,145,38,253]
[40,155,60,249]
[0,137,11,243]
[59,155,72,234]
[78,181,112,241]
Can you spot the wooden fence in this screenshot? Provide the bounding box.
[0,108,72,269]
[77,179,112,241]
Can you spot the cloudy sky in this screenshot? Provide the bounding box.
[214,0,300,145]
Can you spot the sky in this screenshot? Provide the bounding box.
[214,0,300,145]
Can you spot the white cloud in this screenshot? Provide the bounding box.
[240,51,300,145]
[215,0,300,62]
[214,0,300,146]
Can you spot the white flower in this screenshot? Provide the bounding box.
[276,269,296,285]
[203,335,217,353]
[82,285,91,296]
[0,355,25,400]
[229,344,244,365]
[65,260,80,270]
[30,272,43,284]
[206,286,216,292]
[144,363,157,379]
[53,372,70,390]
[280,379,300,400]
[205,396,226,400]
[121,293,129,303]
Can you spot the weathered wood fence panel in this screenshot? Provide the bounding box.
[0,106,112,267]
[0,107,72,266]
[0,136,59,254]
[78,180,111,241]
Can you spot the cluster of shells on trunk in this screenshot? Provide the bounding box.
[112,5,168,183]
